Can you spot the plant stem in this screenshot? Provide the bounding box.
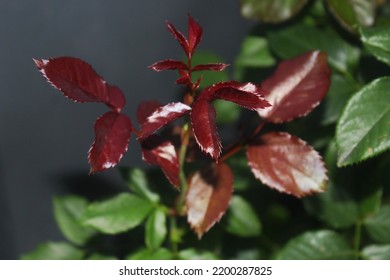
[353,220,362,259]
[169,216,179,256]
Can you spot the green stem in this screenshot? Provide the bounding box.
[353,220,362,260]
[176,121,190,215]
[169,216,179,256]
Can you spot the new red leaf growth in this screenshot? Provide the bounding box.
[88,112,133,173]
[246,132,327,197]
[259,51,331,123]
[187,163,234,238]
[34,57,126,112]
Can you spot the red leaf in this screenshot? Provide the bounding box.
[187,163,233,238]
[212,82,271,110]
[141,135,180,188]
[88,112,132,173]
[34,57,126,112]
[136,100,162,125]
[187,15,203,57]
[246,132,327,197]
[166,21,189,56]
[259,51,331,123]
[192,63,229,72]
[149,59,188,72]
[139,102,191,139]
[190,98,221,160]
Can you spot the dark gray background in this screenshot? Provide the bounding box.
[0,0,254,259]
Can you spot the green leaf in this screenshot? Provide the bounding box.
[21,242,84,260]
[53,196,96,245]
[214,100,241,124]
[241,0,308,23]
[126,248,173,260]
[327,0,376,32]
[236,36,276,68]
[145,207,167,250]
[321,74,359,125]
[336,77,390,166]
[81,193,153,234]
[303,141,359,228]
[364,205,390,244]
[359,187,383,218]
[276,230,354,259]
[268,23,360,75]
[119,167,159,203]
[360,23,390,66]
[191,51,229,89]
[224,196,262,237]
[178,248,219,260]
[86,253,117,260]
[361,244,390,260]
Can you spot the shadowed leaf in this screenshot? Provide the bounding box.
[34,57,125,112]
[192,63,229,72]
[88,112,132,173]
[21,242,84,260]
[149,59,188,71]
[247,132,327,197]
[141,135,180,188]
[187,163,234,238]
[187,14,203,57]
[259,51,331,123]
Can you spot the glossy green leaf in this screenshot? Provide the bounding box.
[321,74,359,125]
[145,207,167,250]
[303,141,359,228]
[81,193,153,234]
[268,23,360,74]
[276,230,354,259]
[360,23,390,66]
[361,244,390,260]
[235,36,275,68]
[119,167,160,203]
[191,51,229,89]
[327,0,376,32]
[364,205,390,244]
[21,242,84,260]
[178,248,219,260]
[224,196,262,237]
[53,196,96,245]
[126,248,173,260]
[241,0,308,23]
[336,77,390,166]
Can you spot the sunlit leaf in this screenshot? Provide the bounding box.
[360,23,390,66]
[145,207,167,250]
[81,193,153,234]
[224,196,262,237]
[241,0,309,23]
[34,57,125,112]
[327,0,376,32]
[276,230,354,259]
[247,132,327,197]
[259,51,331,123]
[361,244,390,260]
[192,63,229,72]
[187,14,203,57]
[88,111,132,173]
[136,101,162,126]
[364,205,390,244]
[187,163,234,238]
[53,196,96,245]
[21,242,83,260]
[141,135,180,187]
[336,77,390,166]
[139,102,191,139]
